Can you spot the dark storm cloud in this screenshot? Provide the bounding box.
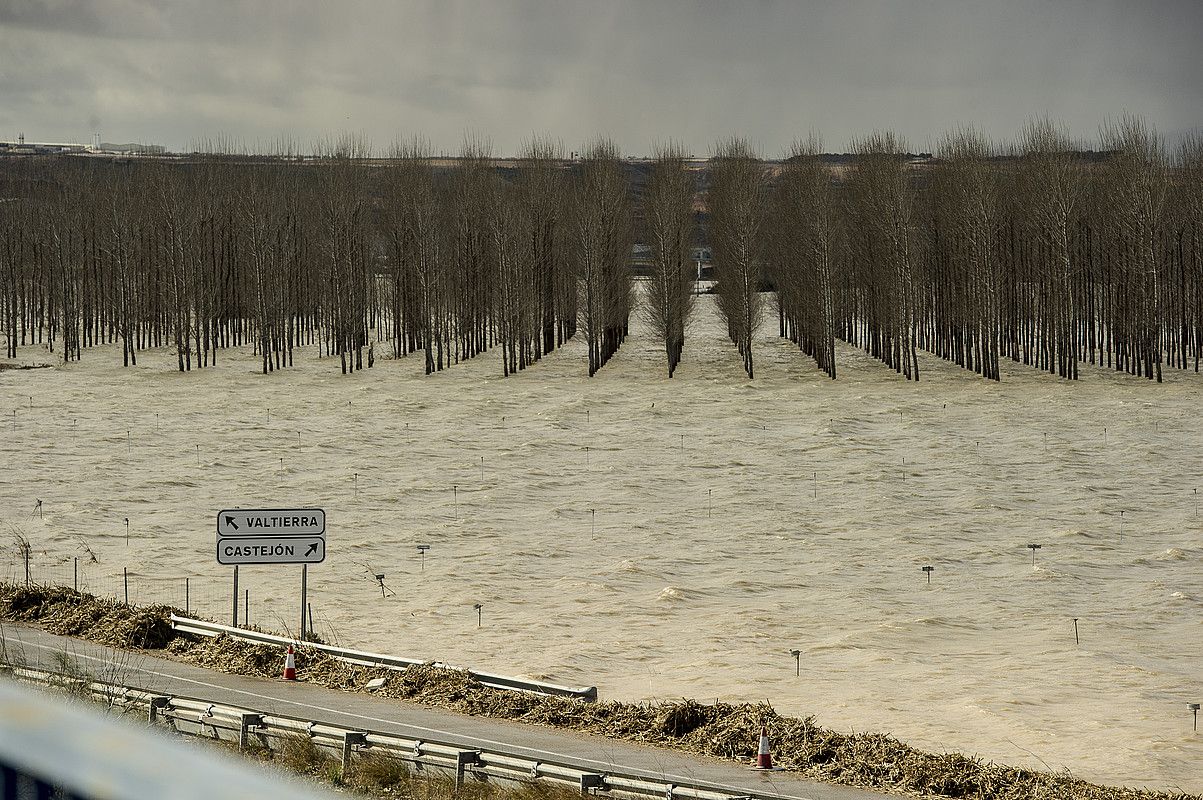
[0,0,1199,154]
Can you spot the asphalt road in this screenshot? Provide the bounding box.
[0,624,889,800]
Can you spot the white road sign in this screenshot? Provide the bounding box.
[217,508,325,537]
[217,535,326,565]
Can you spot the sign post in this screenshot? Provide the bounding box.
[300,564,308,640]
[216,508,326,640]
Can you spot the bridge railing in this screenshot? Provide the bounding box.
[6,665,756,800]
[0,675,340,800]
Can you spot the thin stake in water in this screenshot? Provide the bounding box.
[590,508,596,539]
[1028,543,1042,566]
[1190,703,1200,732]
[1119,510,1124,541]
[480,456,484,481]
[417,544,430,571]
[474,603,483,628]
[708,489,712,518]
[922,565,934,584]
[453,485,458,518]
[1072,618,1079,645]
[790,649,801,676]
[124,518,130,545]
[812,472,818,500]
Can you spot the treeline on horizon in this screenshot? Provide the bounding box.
[2,116,1201,382]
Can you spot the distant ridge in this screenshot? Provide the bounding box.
[100,142,166,154]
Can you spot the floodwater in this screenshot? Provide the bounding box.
[1,295,1200,793]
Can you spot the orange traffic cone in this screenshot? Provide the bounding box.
[282,645,297,681]
[751,726,778,770]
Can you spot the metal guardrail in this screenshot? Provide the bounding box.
[7,665,757,800]
[169,614,599,701]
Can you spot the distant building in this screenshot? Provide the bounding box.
[0,134,90,155]
[0,134,166,156]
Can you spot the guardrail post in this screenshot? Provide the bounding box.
[148,696,170,725]
[340,732,366,779]
[454,750,481,791]
[579,773,604,797]
[238,713,262,751]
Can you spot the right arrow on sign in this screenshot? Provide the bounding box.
[305,542,318,557]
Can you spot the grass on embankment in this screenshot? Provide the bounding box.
[0,583,1196,800]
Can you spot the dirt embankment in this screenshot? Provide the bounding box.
[0,584,1195,800]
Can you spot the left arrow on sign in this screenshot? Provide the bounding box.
[224,515,239,530]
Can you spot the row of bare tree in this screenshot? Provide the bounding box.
[715,118,1203,382]
[0,137,637,376]
[3,119,1202,382]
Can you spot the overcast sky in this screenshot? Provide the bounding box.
[1,0,1199,156]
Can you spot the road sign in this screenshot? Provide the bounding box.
[217,535,325,565]
[217,508,325,537]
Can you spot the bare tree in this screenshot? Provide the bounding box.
[922,126,1002,379]
[571,139,632,376]
[1013,118,1085,379]
[768,135,837,377]
[514,137,574,362]
[642,142,697,377]
[710,137,766,379]
[840,132,920,379]
[1097,115,1168,380]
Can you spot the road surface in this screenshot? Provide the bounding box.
[0,624,890,800]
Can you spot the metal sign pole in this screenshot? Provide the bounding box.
[232,566,239,626]
[299,564,308,642]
